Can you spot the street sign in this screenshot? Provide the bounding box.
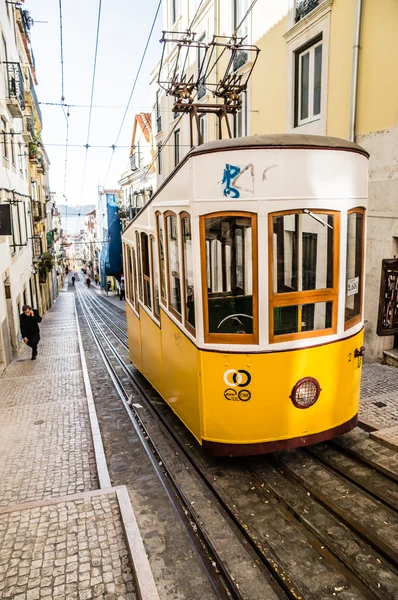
[0,204,11,236]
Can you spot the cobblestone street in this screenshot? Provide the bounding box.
[0,287,138,600]
[360,362,398,449]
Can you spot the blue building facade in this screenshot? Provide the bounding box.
[97,191,123,289]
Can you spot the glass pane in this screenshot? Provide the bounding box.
[273,213,334,294]
[127,247,133,303]
[182,217,195,331]
[300,52,309,120]
[345,212,363,323]
[141,233,152,310]
[151,237,160,318]
[166,215,181,315]
[136,233,143,301]
[132,248,138,310]
[157,215,167,301]
[274,301,333,336]
[205,215,253,335]
[313,44,322,115]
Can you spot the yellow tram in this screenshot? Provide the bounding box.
[122,135,368,456]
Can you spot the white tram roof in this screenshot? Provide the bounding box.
[188,133,369,158]
[124,134,368,232]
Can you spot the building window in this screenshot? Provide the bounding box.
[171,0,179,24]
[233,93,248,138]
[174,130,180,167]
[165,212,181,319]
[2,118,8,160]
[181,213,195,334]
[233,0,249,69]
[197,34,206,99]
[295,37,322,127]
[201,212,258,344]
[156,90,161,133]
[132,247,138,310]
[10,129,15,165]
[269,210,338,341]
[157,143,162,174]
[345,209,364,330]
[198,114,207,145]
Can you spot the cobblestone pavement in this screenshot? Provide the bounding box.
[0,290,136,599]
[361,363,398,429]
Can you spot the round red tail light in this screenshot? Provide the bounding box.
[290,377,321,409]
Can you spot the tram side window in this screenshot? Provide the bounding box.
[166,213,182,318]
[132,247,139,311]
[203,214,255,339]
[150,235,160,319]
[126,245,134,304]
[136,232,143,301]
[182,215,195,333]
[141,232,152,310]
[270,210,338,340]
[156,213,167,304]
[345,210,364,328]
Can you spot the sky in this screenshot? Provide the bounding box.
[25,0,163,219]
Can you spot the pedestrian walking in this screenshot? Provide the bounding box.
[20,305,42,360]
[107,281,111,296]
[71,276,75,286]
[86,277,91,288]
[94,274,99,286]
[120,278,125,301]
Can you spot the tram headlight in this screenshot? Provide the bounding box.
[290,377,321,409]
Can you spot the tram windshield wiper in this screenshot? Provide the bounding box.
[303,209,333,230]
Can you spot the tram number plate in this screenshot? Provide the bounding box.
[347,277,359,296]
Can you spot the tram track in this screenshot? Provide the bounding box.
[76,282,398,600]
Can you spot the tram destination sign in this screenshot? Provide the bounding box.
[0,204,11,236]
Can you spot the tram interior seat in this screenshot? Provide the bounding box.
[208,293,253,333]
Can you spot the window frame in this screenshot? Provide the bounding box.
[156,211,168,306]
[200,211,258,345]
[135,231,143,302]
[344,207,365,331]
[174,129,180,167]
[131,246,139,312]
[141,231,152,311]
[180,211,195,337]
[150,234,160,321]
[268,208,340,343]
[295,36,323,127]
[165,210,182,322]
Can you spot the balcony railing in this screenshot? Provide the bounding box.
[295,0,320,22]
[32,200,44,221]
[32,235,43,259]
[23,107,34,143]
[5,63,25,115]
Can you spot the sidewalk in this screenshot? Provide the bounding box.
[91,286,126,312]
[0,285,157,600]
[360,362,398,449]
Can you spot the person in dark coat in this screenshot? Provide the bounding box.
[20,305,42,360]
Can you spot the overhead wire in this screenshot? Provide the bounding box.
[58,0,70,229]
[77,0,102,231]
[103,0,163,188]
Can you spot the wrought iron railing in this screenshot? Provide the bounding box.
[295,0,320,22]
[24,108,34,137]
[5,62,25,110]
[32,235,42,259]
[32,200,44,221]
[29,72,42,125]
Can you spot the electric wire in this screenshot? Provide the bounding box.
[103,0,163,188]
[78,0,103,231]
[188,0,205,31]
[58,0,65,102]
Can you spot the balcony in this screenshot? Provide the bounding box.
[5,62,25,117]
[295,0,321,22]
[32,200,44,222]
[32,235,43,260]
[22,108,34,143]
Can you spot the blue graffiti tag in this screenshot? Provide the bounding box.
[221,164,241,198]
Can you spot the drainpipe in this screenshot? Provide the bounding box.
[214,0,219,140]
[348,0,362,142]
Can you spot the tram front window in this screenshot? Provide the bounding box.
[204,215,253,335]
[273,212,334,293]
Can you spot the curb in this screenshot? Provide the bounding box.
[75,293,160,600]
